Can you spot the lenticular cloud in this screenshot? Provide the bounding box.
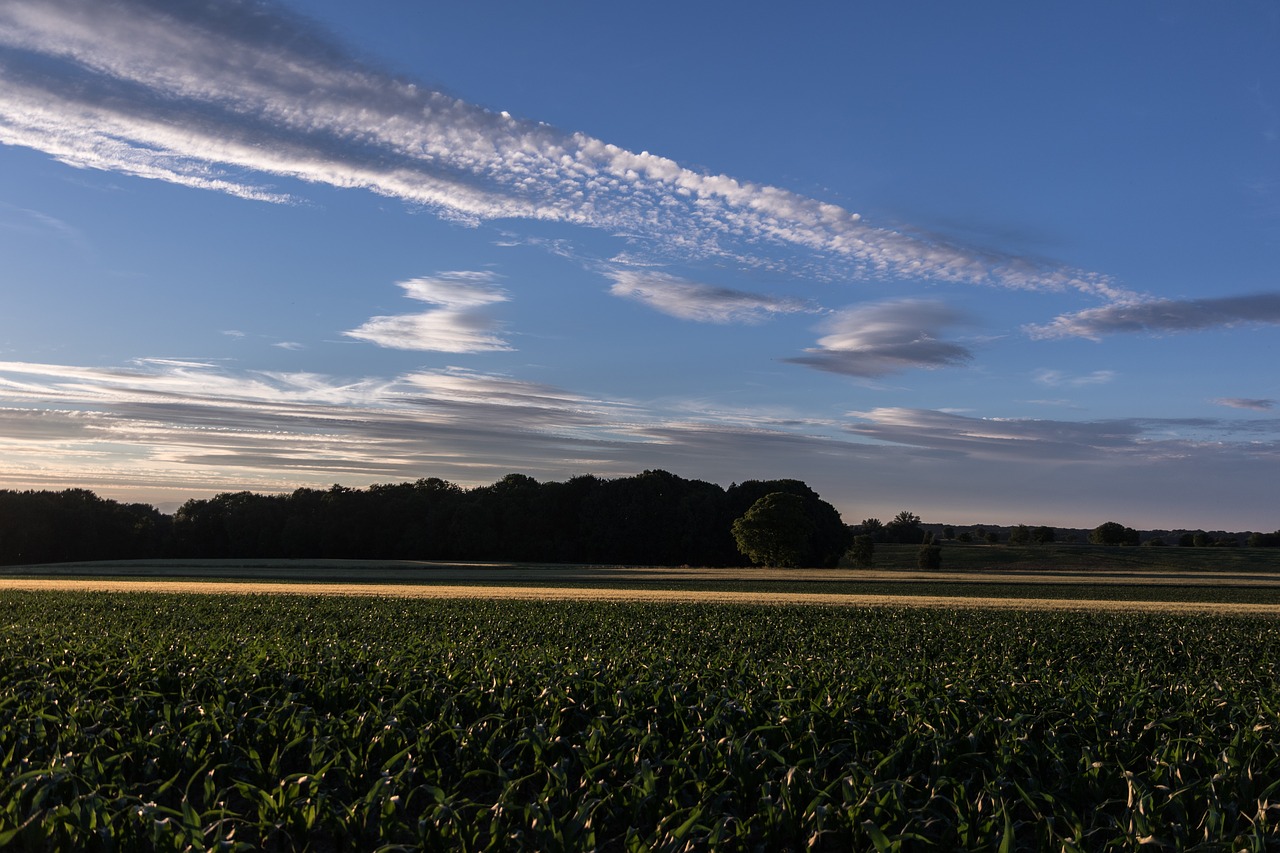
[786,299,973,377]
[0,0,1116,295]
[344,273,512,353]
[607,271,815,324]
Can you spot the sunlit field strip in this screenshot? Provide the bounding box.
[3,578,1280,614]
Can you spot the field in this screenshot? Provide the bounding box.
[3,554,1280,849]
[8,542,1280,607]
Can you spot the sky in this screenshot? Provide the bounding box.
[1,0,1278,531]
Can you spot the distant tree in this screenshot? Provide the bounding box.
[849,535,875,568]
[956,531,973,543]
[1192,532,1211,548]
[732,493,817,568]
[886,511,925,545]
[984,531,1000,544]
[942,526,955,541]
[1007,525,1031,546]
[1032,525,1056,545]
[859,518,885,542]
[918,543,942,570]
[1178,532,1196,547]
[1090,521,1139,546]
[1143,537,1166,547]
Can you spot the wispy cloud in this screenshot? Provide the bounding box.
[0,0,1120,296]
[344,272,511,353]
[607,270,816,323]
[0,202,88,250]
[1033,369,1116,387]
[2,359,1280,529]
[785,299,972,377]
[1215,397,1275,411]
[0,358,851,494]
[844,407,1268,464]
[1027,293,1280,340]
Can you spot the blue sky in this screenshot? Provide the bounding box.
[1,0,1278,530]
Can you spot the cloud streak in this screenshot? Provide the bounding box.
[2,359,1280,529]
[0,0,1120,296]
[344,272,512,353]
[1028,293,1280,340]
[0,358,869,498]
[785,299,972,377]
[1033,369,1116,387]
[607,271,815,323]
[845,407,1279,464]
[1215,397,1275,411]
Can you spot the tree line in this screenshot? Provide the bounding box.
[0,472,850,568]
[3,477,1277,568]
[0,489,171,566]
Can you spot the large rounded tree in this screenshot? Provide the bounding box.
[731,492,819,568]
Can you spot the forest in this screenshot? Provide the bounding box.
[0,471,851,568]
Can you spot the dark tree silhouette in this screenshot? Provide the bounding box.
[885,511,925,544]
[850,534,875,568]
[1090,521,1140,546]
[1032,525,1056,545]
[0,489,170,565]
[6,471,851,568]
[732,493,816,568]
[918,543,942,570]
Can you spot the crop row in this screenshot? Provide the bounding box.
[2,592,1279,850]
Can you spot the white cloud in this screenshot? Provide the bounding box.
[0,0,1122,296]
[785,299,972,377]
[607,270,816,323]
[344,272,511,353]
[1027,293,1280,340]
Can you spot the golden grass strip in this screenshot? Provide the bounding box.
[3,578,1280,615]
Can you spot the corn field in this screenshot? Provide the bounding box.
[2,591,1278,850]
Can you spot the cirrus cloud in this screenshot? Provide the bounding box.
[0,0,1122,297]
